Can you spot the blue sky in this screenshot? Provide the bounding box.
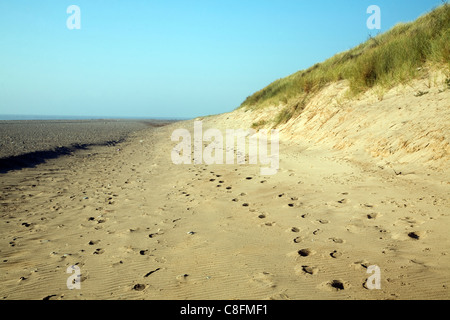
[0,0,444,119]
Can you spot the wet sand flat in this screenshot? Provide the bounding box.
[0,119,175,173]
[0,119,173,159]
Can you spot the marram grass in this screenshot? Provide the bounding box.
[240,3,450,127]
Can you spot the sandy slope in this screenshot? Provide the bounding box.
[0,76,449,300]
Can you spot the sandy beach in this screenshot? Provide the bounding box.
[0,77,449,300]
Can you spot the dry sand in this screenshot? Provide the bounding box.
[0,75,449,300]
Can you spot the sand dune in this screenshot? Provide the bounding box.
[0,75,449,300]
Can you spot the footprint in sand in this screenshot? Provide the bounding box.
[301,266,319,275]
[328,280,350,291]
[132,283,146,291]
[408,231,426,240]
[293,236,304,243]
[330,237,345,244]
[298,248,316,257]
[367,213,380,220]
[93,248,104,255]
[250,272,276,288]
[330,250,343,258]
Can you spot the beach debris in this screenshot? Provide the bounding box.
[293,237,303,243]
[144,268,161,278]
[93,248,104,255]
[187,231,195,235]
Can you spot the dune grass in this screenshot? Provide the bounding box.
[240,3,450,127]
